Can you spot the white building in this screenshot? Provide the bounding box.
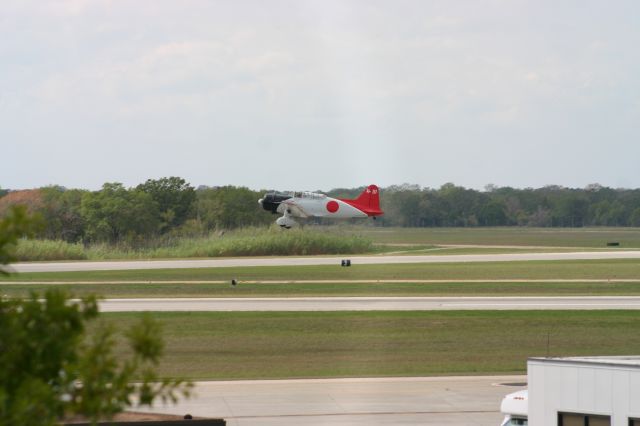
[527,356,640,426]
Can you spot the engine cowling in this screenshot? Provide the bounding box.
[259,192,292,214]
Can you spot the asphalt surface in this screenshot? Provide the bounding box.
[97,296,640,312]
[5,278,640,285]
[9,250,640,273]
[135,375,526,426]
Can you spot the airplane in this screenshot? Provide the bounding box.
[259,184,383,228]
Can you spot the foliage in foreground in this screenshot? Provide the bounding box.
[0,290,192,425]
[0,205,41,273]
[0,204,191,424]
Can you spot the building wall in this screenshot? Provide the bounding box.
[528,360,640,426]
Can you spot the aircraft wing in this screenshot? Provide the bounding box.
[281,200,309,218]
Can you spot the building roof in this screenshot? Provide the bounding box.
[529,356,640,369]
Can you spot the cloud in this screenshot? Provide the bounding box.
[2,0,640,190]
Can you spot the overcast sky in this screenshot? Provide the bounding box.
[2,0,639,191]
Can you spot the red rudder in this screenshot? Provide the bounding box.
[341,184,383,216]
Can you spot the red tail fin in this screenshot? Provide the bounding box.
[340,185,383,216]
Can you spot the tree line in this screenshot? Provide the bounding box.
[1,179,640,244]
[0,177,272,244]
[361,183,640,228]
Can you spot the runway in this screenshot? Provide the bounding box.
[135,375,526,426]
[5,278,640,285]
[97,296,640,312]
[9,250,640,273]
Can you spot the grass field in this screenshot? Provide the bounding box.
[360,227,640,247]
[5,281,640,298]
[102,310,640,380]
[7,228,640,384]
[379,246,626,256]
[4,259,640,297]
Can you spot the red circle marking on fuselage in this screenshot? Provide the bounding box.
[326,200,339,213]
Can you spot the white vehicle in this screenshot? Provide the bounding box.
[500,389,528,426]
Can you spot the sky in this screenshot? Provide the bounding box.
[1,0,639,191]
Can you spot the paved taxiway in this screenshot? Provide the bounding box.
[6,278,640,285]
[97,296,640,312]
[10,250,640,273]
[137,375,526,426]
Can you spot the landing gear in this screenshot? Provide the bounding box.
[276,209,297,229]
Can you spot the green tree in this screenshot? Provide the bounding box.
[0,205,40,274]
[380,188,424,227]
[197,186,271,230]
[137,177,196,232]
[436,183,486,226]
[0,208,191,425]
[40,187,86,242]
[81,183,160,243]
[554,195,589,227]
[630,208,640,227]
[0,291,191,425]
[477,200,508,226]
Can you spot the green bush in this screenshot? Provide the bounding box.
[15,239,87,261]
[13,228,374,261]
[148,228,372,258]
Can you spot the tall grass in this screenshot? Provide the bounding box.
[14,227,374,261]
[14,239,87,261]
